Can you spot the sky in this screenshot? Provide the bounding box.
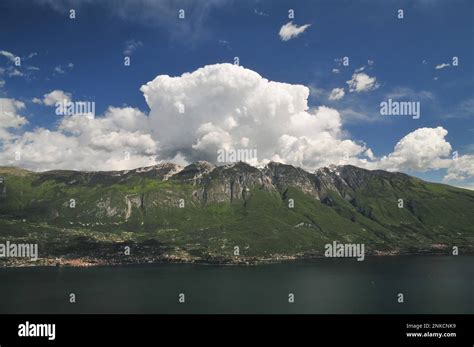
[0,0,473,189]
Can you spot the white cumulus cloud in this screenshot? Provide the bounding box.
[279,21,311,41]
[140,63,371,169]
[376,127,452,172]
[329,88,345,100]
[0,63,472,185]
[0,105,156,171]
[443,154,474,182]
[0,98,28,140]
[346,72,379,92]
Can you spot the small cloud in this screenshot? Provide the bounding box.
[0,50,16,63]
[54,66,65,74]
[218,39,230,47]
[346,72,379,92]
[422,59,428,64]
[0,50,40,79]
[339,108,374,123]
[329,88,345,101]
[435,63,450,70]
[332,68,340,74]
[123,39,143,56]
[254,9,269,16]
[279,21,311,41]
[385,87,434,100]
[53,63,74,75]
[42,90,72,106]
[7,68,23,77]
[0,98,28,132]
[367,60,374,66]
[443,154,474,183]
[32,97,42,104]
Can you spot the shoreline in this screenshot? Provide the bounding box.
[1,249,471,269]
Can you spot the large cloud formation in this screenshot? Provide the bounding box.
[0,63,472,186]
[0,105,156,171]
[376,127,453,172]
[141,63,369,169]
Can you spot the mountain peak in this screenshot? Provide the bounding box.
[173,161,216,182]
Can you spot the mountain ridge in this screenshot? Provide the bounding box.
[0,161,473,266]
[0,160,466,192]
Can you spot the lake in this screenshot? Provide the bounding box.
[0,255,472,314]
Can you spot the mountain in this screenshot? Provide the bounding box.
[0,162,473,265]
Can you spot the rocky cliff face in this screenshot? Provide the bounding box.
[0,161,368,221]
[13,160,459,212]
[160,161,414,206]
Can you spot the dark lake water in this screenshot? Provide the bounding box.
[0,255,472,314]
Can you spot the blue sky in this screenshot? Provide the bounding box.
[0,0,473,187]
